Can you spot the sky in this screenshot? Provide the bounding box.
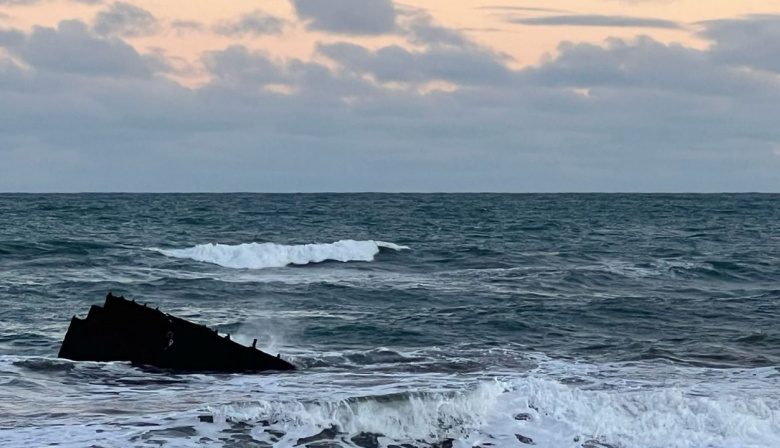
[1,0,780,192]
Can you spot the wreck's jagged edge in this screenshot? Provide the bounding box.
[58,292,296,373]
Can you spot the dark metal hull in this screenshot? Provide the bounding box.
[58,293,296,373]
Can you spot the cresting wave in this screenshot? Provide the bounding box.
[3,355,780,447]
[151,240,410,269]
[205,376,780,448]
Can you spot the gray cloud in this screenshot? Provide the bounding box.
[1,19,780,192]
[459,27,505,33]
[292,0,397,35]
[93,1,158,38]
[521,36,778,99]
[169,19,205,34]
[400,10,469,47]
[475,6,569,13]
[508,14,682,29]
[212,10,285,37]
[0,27,25,49]
[202,45,287,86]
[0,20,157,77]
[202,44,371,103]
[318,41,513,86]
[699,14,780,73]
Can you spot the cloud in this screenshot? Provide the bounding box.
[202,45,288,86]
[201,44,371,102]
[169,19,205,34]
[1,19,780,192]
[318,41,513,86]
[400,10,470,47]
[475,5,569,13]
[0,27,25,49]
[699,14,780,73]
[93,1,158,38]
[508,14,682,29]
[291,0,397,35]
[521,36,777,98]
[0,19,158,77]
[212,10,285,37]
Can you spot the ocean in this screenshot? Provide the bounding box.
[1,193,779,448]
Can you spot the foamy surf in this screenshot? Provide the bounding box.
[6,368,778,448]
[4,349,780,448]
[151,240,409,269]
[170,372,780,448]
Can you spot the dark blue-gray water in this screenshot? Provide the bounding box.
[1,194,779,448]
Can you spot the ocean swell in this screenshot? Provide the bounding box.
[152,240,409,269]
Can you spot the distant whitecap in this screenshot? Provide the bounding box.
[150,239,409,269]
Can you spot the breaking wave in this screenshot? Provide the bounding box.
[204,376,780,448]
[4,354,780,447]
[213,381,504,444]
[152,240,409,269]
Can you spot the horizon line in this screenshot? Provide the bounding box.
[0,191,778,195]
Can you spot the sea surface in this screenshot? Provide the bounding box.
[1,193,780,448]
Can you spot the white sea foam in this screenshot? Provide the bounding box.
[213,379,504,443]
[513,376,780,448]
[206,372,780,448]
[151,240,410,269]
[3,354,780,447]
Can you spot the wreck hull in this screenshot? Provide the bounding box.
[58,293,296,373]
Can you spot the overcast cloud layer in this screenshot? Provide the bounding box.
[0,1,779,192]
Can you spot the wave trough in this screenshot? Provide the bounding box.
[152,240,409,269]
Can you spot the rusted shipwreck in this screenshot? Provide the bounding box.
[58,293,295,373]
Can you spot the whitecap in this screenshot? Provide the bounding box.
[150,240,409,269]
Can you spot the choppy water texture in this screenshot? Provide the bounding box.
[2,194,780,448]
